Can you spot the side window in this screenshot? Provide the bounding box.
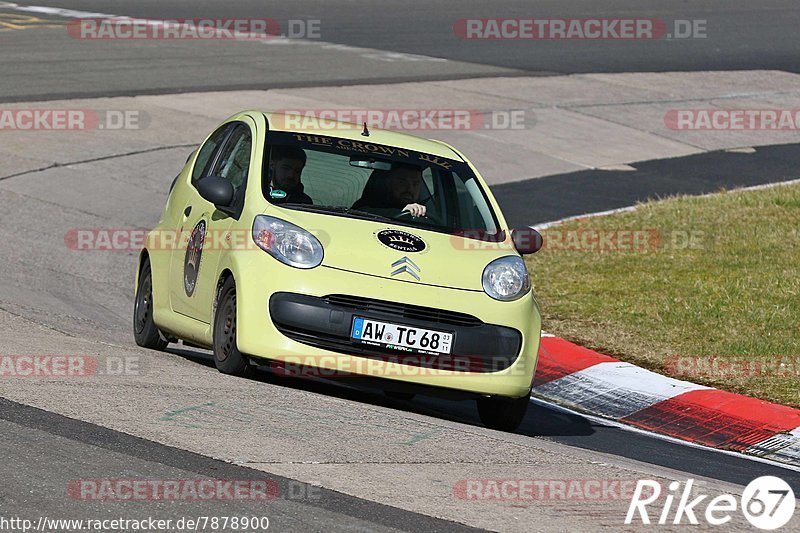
[212,124,252,194]
[192,125,229,184]
[421,167,437,205]
[453,173,496,231]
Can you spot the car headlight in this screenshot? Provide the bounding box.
[482,256,531,301]
[252,215,323,269]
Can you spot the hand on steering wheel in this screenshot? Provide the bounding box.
[400,203,427,218]
[396,203,444,226]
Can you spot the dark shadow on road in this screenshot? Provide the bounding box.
[162,343,800,490]
[165,342,600,438]
[494,143,800,227]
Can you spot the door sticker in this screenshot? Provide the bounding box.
[184,219,207,297]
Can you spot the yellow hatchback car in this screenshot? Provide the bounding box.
[134,111,543,431]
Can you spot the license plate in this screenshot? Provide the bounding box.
[350,317,454,355]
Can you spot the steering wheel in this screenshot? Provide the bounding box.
[394,208,443,226]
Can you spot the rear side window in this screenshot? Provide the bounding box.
[192,125,230,184]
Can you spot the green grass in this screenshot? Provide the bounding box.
[525,182,800,407]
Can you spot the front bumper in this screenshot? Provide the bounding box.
[233,262,541,398]
[269,292,522,372]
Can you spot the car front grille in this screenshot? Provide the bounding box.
[322,294,483,328]
[269,292,521,373]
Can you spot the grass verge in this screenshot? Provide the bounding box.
[525,182,800,407]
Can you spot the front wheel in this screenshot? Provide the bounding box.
[476,392,531,432]
[133,258,168,351]
[213,277,252,377]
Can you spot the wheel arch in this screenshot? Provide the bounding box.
[213,268,235,321]
[137,245,173,333]
[135,248,150,291]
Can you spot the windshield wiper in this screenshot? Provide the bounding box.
[280,204,394,222]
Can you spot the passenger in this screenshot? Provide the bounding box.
[352,163,427,218]
[267,145,313,204]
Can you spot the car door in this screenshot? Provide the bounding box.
[169,121,253,323]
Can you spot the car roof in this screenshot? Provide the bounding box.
[261,111,465,161]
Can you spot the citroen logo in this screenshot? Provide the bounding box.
[391,257,421,281]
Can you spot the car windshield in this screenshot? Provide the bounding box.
[262,131,500,237]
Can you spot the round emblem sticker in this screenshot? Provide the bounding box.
[184,219,207,297]
[376,229,426,253]
[270,189,287,199]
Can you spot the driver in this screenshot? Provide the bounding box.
[267,145,313,204]
[352,163,427,218]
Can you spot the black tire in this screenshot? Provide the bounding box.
[385,391,415,402]
[476,392,531,432]
[213,277,252,377]
[133,258,169,351]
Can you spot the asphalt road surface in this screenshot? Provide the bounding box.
[1,1,800,532]
[1,1,800,100]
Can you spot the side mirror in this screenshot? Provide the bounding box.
[510,228,542,255]
[197,176,234,209]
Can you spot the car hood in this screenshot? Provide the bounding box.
[268,209,517,291]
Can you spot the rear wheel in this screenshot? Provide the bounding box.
[133,258,168,351]
[213,277,252,377]
[476,392,531,432]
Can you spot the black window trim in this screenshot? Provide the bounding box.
[191,123,233,186]
[192,120,255,221]
[258,129,502,237]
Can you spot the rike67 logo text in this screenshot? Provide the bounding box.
[626,477,795,530]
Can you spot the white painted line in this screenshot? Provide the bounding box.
[533,206,638,230]
[597,164,637,171]
[261,38,448,62]
[531,174,800,231]
[2,3,111,18]
[745,432,800,465]
[534,361,710,419]
[731,176,800,193]
[529,396,800,473]
[0,4,261,40]
[1,3,449,64]
[359,50,448,63]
